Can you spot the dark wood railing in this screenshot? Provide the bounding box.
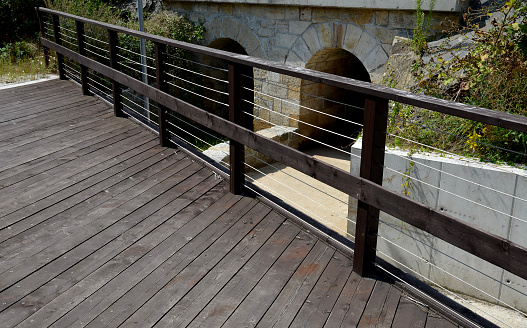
[37,7,527,280]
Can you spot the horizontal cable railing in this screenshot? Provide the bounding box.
[37,7,527,327]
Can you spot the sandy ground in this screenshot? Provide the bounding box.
[246,145,353,238]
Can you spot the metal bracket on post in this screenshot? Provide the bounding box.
[228,63,245,195]
[51,14,66,80]
[353,97,389,277]
[36,8,50,68]
[154,42,169,147]
[75,21,90,96]
[108,29,125,118]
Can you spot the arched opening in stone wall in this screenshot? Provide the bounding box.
[202,38,254,131]
[299,48,370,150]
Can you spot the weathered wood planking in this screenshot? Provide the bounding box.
[0,79,478,328]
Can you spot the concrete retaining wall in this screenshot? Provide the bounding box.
[348,141,527,311]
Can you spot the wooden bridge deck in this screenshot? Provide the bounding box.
[0,79,464,327]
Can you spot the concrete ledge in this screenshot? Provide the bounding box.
[203,125,299,169]
[348,139,527,311]
[167,0,469,12]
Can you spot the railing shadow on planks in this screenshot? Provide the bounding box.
[36,6,527,301]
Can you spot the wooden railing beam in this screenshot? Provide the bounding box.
[228,63,245,195]
[154,42,169,147]
[35,8,50,68]
[353,98,389,276]
[107,30,124,118]
[75,21,90,96]
[51,14,66,80]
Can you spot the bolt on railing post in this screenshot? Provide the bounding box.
[154,42,169,147]
[75,20,90,96]
[108,29,125,118]
[51,14,66,80]
[228,63,245,195]
[36,8,50,68]
[353,97,389,277]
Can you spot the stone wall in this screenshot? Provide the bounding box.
[165,1,460,135]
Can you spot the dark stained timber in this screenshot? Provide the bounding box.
[0,70,493,328]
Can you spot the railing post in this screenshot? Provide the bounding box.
[353,97,389,276]
[51,14,66,80]
[108,29,125,118]
[154,42,169,147]
[75,21,90,96]
[36,8,50,68]
[228,63,245,195]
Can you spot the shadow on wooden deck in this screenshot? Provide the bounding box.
[0,79,468,327]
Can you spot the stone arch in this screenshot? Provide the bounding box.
[298,47,370,149]
[286,22,387,80]
[202,38,254,130]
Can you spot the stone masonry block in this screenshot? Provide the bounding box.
[389,11,416,29]
[285,50,303,67]
[343,23,363,53]
[292,37,312,62]
[220,3,233,15]
[300,7,312,21]
[267,47,289,62]
[244,33,261,53]
[276,34,298,49]
[302,28,321,54]
[230,19,242,41]
[212,17,221,38]
[266,9,285,20]
[316,24,332,49]
[250,46,267,59]
[237,23,252,45]
[289,21,311,35]
[376,10,389,26]
[221,18,233,39]
[353,31,377,61]
[208,3,220,14]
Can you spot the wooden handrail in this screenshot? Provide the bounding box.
[37,8,527,280]
[38,7,527,133]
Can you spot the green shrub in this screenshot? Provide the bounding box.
[391,0,527,165]
[0,0,45,46]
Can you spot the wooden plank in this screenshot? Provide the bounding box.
[221,239,331,328]
[356,281,392,328]
[0,114,132,180]
[115,204,281,328]
[370,284,402,328]
[324,274,376,328]
[391,298,428,328]
[0,130,152,215]
[184,226,313,328]
[41,23,527,281]
[0,173,223,328]
[0,111,112,154]
[354,97,389,276]
[0,148,179,261]
[288,254,354,328]
[256,240,335,328]
[64,196,256,328]
[38,8,527,133]
[0,140,165,238]
[0,99,105,139]
[154,212,289,328]
[425,312,458,328]
[12,183,233,328]
[0,88,81,114]
[228,63,245,194]
[0,162,206,309]
[0,115,133,164]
